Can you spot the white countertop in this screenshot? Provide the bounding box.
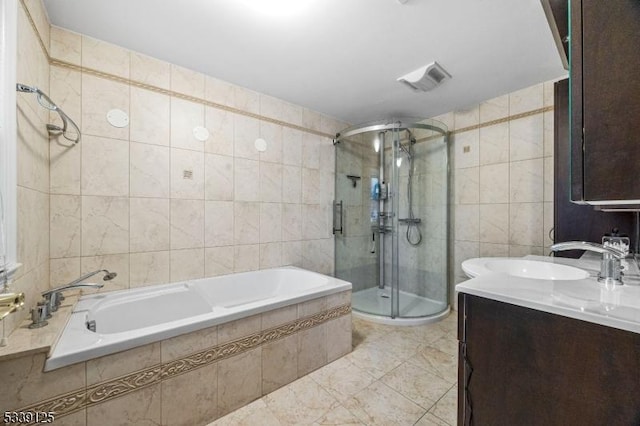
[456,255,640,334]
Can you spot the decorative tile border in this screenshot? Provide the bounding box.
[48,58,334,139]
[12,303,351,424]
[452,105,555,136]
[343,104,555,150]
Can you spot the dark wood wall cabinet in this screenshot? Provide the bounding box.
[541,0,569,70]
[457,293,640,425]
[569,0,640,204]
[554,79,635,256]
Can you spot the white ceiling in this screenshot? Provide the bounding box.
[43,0,567,124]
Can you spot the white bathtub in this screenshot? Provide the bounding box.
[45,267,352,371]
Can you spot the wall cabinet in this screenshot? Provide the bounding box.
[553,78,634,257]
[457,293,640,425]
[541,0,568,70]
[569,0,640,204]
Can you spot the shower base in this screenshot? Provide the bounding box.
[351,287,450,326]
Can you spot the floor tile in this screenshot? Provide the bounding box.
[438,313,458,331]
[312,401,364,425]
[429,334,458,357]
[415,412,452,426]
[310,357,376,402]
[345,342,404,379]
[407,346,458,384]
[208,399,281,426]
[380,361,452,410]
[366,331,424,361]
[429,386,458,426]
[343,381,426,426]
[352,318,393,347]
[263,375,338,424]
[391,324,448,345]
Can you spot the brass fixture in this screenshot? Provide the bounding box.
[0,292,25,321]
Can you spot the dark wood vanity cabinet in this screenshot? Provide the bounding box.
[457,293,640,426]
[569,0,640,203]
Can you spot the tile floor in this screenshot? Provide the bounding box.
[210,312,459,426]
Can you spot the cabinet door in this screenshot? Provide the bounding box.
[458,293,640,425]
[554,79,635,256]
[572,0,640,202]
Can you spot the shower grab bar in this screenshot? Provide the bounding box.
[332,200,343,235]
[16,83,81,144]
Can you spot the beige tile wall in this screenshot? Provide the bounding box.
[6,0,51,337]
[439,81,557,295]
[47,27,347,291]
[14,0,560,322]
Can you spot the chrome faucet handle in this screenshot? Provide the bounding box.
[28,301,49,329]
[42,281,105,313]
[51,292,62,311]
[42,291,62,313]
[550,241,625,285]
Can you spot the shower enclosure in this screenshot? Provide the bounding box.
[333,118,449,325]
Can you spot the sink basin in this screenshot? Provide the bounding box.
[462,258,590,281]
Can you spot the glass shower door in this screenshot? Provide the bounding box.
[394,126,449,318]
[334,133,391,317]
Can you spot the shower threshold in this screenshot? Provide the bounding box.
[351,287,449,326]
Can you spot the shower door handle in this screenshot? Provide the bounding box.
[332,200,343,235]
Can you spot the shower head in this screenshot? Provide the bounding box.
[103,271,118,281]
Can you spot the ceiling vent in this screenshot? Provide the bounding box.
[397,62,451,92]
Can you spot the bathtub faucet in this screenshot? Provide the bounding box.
[42,269,117,313]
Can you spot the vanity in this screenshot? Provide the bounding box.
[456,255,640,425]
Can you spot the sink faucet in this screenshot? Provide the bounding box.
[42,269,117,313]
[550,241,626,285]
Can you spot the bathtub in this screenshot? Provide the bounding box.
[45,267,352,371]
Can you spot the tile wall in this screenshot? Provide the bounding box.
[45,27,346,292]
[11,0,560,327]
[6,0,51,336]
[439,81,557,297]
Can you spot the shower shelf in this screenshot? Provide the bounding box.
[399,218,421,224]
[371,225,393,234]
